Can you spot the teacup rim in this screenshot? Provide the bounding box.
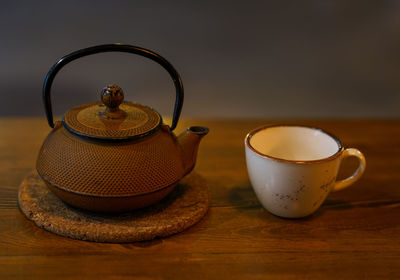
[245,124,344,164]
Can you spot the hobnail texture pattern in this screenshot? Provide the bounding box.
[36,124,185,197]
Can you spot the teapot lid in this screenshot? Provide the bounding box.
[63,84,162,140]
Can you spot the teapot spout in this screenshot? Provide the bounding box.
[177,126,209,175]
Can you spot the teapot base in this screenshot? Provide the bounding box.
[44,181,177,213]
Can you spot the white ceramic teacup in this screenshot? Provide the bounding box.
[245,125,366,218]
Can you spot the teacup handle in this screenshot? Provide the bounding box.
[333,148,366,191]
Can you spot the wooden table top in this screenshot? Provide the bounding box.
[1,118,399,279]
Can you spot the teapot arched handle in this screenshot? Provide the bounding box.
[43,43,184,131]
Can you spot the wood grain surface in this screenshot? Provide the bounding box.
[0,118,399,279]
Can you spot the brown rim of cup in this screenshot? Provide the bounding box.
[245,124,344,164]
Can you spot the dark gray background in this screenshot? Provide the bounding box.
[1,0,399,119]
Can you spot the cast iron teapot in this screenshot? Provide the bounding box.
[36,44,209,212]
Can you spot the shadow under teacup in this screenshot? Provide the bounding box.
[245,125,366,218]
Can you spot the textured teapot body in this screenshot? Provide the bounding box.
[36,122,201,212]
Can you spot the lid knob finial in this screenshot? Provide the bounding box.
[100,84,126,119]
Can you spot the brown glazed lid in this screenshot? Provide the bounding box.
[63,84,162,140]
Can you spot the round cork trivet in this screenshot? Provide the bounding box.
[18,170,209,243]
